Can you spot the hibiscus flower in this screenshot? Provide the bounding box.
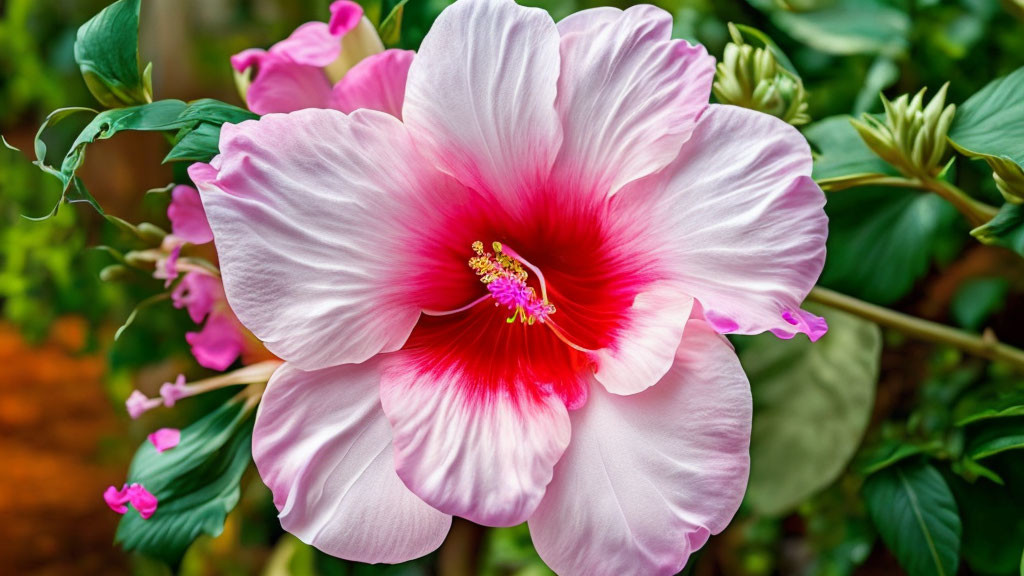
[189,0,827,572]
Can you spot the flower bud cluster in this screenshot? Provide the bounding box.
[851,84,956,179]
[713,23,810,126]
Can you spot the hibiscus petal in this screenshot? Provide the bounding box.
[380,348,572,527]
[591,286,693,395]
[185,310,244,371]
[615,104,827,339]
[245,58,333,115]
[403,0,562,204]
[188,109,460,370]
[529,318,752,575]
[553,5,714,196]
[167,185,213,245]
[329,49,414,119]
[270,22,342,68]
[254,361,451,563]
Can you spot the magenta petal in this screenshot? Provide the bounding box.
[270,22,341,68]
[185,311,245,371]
[245,58,333,115]
[167,185,213,245]
[771,308,829,342]
[171,272,223,324]
[127,484,158,519]
[148,428,181,453]
[328,0,363,36]
[103,485,130,514]
[231,48,267,73]
[329,49,414,119]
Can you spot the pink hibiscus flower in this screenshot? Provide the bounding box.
[231,0,413,118]
[189,0,827,572]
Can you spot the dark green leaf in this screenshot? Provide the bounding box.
[115,397,257,564]
[864,462,961,576]
[176,98,258,126]
[164,99,257,163]
[947,456,1024,575]
[821,187,962,305]
[948,66,1024,171]
[858,439,944,475]
[739,303,880,516]
[971,202,1024,256]
[966,417,1024,460]
[950,277,1008,331]
[956,389,1024,426]
[805,115,899,187]
[748,0,910,57]
[74,0,151,107]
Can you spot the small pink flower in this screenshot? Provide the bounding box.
[153,245,182,288]
[190,0,828,571]
[171,272,223,324]
[159,374,188,407]
[104,483,158,519]
[125,390,161,420]
[148,428,181,452]
[167,185,214,245]
[231,1,412,117]
[185,311,245,371]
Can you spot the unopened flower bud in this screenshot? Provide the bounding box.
[989,157,1024,204]
[851,83,956,179]
[99,264,132,283]
[713,23,810,126]
[136,222,167,244]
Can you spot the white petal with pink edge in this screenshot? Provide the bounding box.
[614,104,827,339]
[553,5,714,197]
[379,351,572,527]
[528,318,752,576]
[590,286,693,395]
[188,109,462,371]
[253,361,451,563]
[403,0,562,205]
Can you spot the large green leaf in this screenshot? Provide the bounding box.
[820,187,962,305]
[74,0,152,108]
[747,0,910,57]
[805,115,900,188]
[164,99,257,163]
[948,66,1024,171]
[864,462,962,576]
[971,202,1024,257]
[739,303,881,516]
[115,397,256,564]
[947,456,1024,576]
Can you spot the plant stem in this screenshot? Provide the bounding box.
[808,286,1024,371]
[818,174,999,227]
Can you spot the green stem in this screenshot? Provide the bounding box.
[807,286,1024,371]
[818,174,999,227]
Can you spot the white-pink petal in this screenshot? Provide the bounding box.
[553,5,714,196]
[380,352,571,527]
[329,49,414,119]
[189,109,459,371]
[615,104,827,339]
[403,0,562,207]
[253,361,451,563]
[529,318,752,575]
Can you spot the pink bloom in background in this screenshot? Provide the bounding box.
[231,0,413,117]
[104,483,158,519]
[190,0,828,572]
[171,271,223,323]
[147,428,181,452]
[167,185,213,245]
[186,311,245,371]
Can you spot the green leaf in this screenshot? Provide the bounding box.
[948,66,1024,171]
[739,303,881,516]
[74,0,152,107]
[947,456,1024,576]
[821,187,962,305]
[378,0,411,46]
[966,417,1024,460]
[748,0,910,57]
[176,98,258,126]
[858,439,945,475]
[971,202,1024,256]
[956,390,1024,426]
[805,115,900,188]
[864,462,962,576]
[731,23,798,75]
[115,397,257,564]
[950,277,1008,331]
[165,99,257,164]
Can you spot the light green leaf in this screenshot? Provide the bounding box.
[948,66,1024,171]
[115,397,257,564]
[806,115,900,187]
[378,0,411,46]
[971,202,1024,256]
[821,187,962,305]
[854,57,900,115]
[864,462,961,576]
[749,0,910,57]
[74,0,151,107]
[739,303,881,516]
